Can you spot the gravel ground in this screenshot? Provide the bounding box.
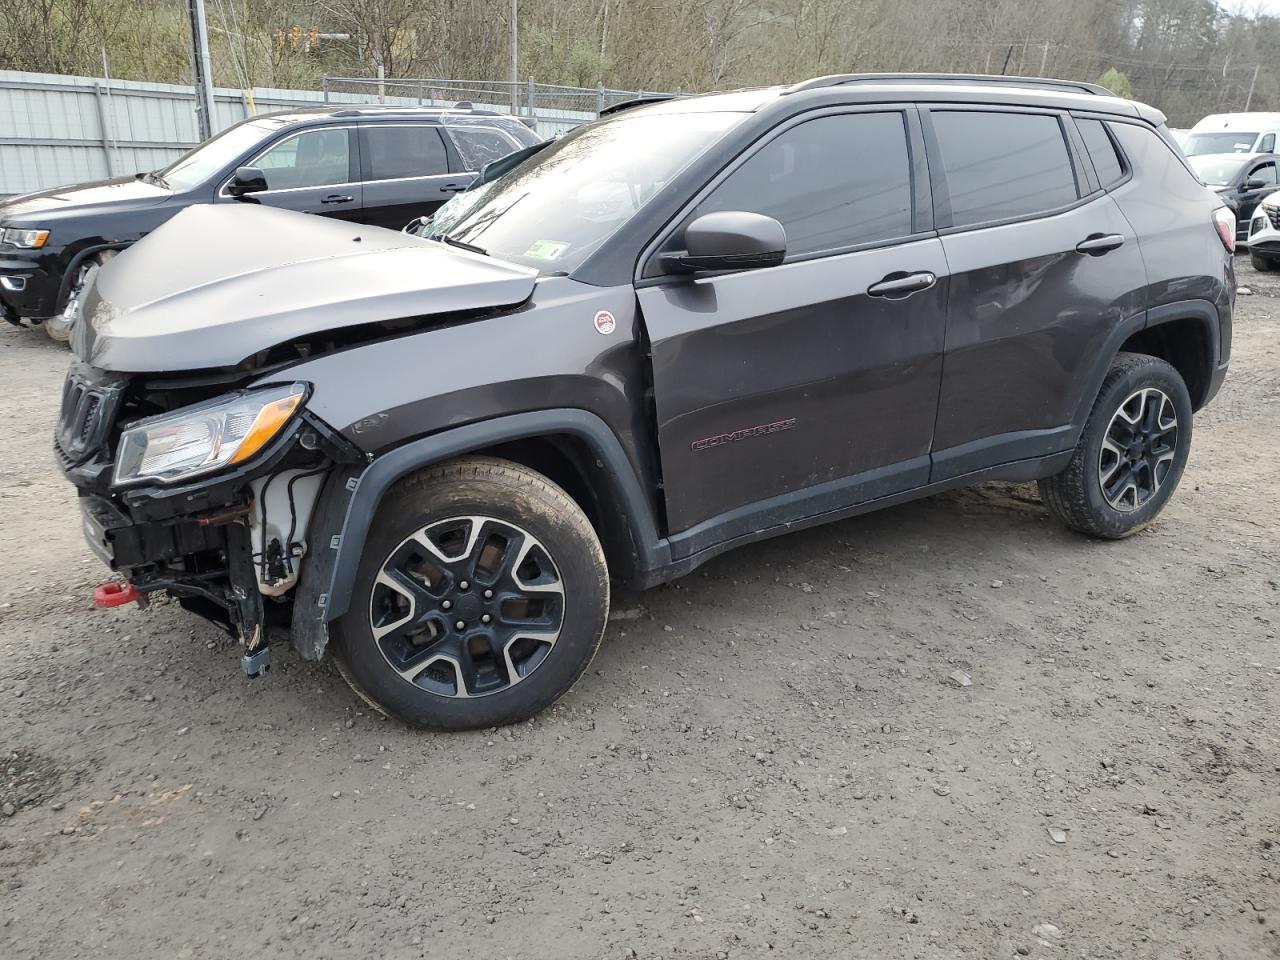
[1,256,1278,960]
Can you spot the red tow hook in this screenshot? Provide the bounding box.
[94,581,142,608]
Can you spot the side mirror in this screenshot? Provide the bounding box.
[1245,177,1268,191]
[227,166,268,198]
[662,211,786,274]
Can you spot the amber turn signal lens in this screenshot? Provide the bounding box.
[230,391,305,464]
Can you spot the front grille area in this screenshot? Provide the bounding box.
[1267,205,1280,230]
[56,364,125,466]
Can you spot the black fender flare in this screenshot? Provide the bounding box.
[1068,298,1222,435]
[294,409,668,657]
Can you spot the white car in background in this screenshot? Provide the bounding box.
[1244,190,1280,270]
[1183,113,1280,156]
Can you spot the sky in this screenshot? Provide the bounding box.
[1223,0,1280,16]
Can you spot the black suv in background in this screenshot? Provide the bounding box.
[0,106,540,340]
[55,74,1233,730]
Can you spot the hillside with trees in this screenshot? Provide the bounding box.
[1,0,1278,124]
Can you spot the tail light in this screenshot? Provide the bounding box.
[1213,206,1236,253]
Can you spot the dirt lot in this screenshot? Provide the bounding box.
[1,257,1278,960]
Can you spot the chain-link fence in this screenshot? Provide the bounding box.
[321,76,684,137]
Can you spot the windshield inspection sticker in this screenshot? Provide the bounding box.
[523,239,570,261]
[594,310,617,335]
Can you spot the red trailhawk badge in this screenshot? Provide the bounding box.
[593,310,616,335]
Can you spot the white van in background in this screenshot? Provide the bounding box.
[1183,113,1280,156]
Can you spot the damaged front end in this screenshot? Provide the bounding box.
[56,360,362,675]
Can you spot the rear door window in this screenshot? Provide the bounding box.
[694,111,914,257]
[362,125,449,181]
[1075,118,1126,188]
[930,110,1079,227]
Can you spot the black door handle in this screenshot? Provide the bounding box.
[867,271,937,299]
[1075,233,1125,255]
[321,194,354,204]
[440,183,467,194]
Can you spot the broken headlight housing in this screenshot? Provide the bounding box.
[113,383,306,487]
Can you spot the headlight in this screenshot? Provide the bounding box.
[2,227,50,249]
[113,384,306,487]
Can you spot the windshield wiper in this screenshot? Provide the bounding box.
[139,170,169,188]
[432,233,488,256]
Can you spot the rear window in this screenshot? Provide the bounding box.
[931,111,1079,227]
[1076,118,1126,188]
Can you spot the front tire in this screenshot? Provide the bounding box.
[1039,353,1193,539]
[1250,251,1275,272]
[331,457,609,730]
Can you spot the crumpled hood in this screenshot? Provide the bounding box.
[77,204,538,372]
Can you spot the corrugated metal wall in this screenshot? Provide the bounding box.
[0,71,607,197]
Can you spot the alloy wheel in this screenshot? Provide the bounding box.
[1097,387,1179,512]
[369,516,564,698]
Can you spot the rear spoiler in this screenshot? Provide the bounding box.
[598,95,678,118]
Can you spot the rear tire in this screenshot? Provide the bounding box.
[331,457,609,730]
[1038,353,1193,539]
[1250,251,1275,272]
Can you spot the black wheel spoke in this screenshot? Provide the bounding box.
[369,515,564,699]
[1097,386,1178,513]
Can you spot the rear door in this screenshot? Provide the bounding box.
[923,106,1148,480]
[358,123,463,229]
[636,107,949,545]
[227,125,364,220]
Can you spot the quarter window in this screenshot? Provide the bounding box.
[931,111,1078,227]
[450,128,519,171]
[1076,118,1125,188]
[255,128,351,190]
[363,125,448,180]
[694,112,914,257]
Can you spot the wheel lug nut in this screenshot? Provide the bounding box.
[483,589,493,599]
[459,580,470,590]
[481,614,491,624]
[442,600,452,610]
[455,620,466,630]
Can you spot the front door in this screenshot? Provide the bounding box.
[636,108,948,550]
[923,107,1149,479]
[239,126,365,221]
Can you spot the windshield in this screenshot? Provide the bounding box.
[157,118,293,191]
[1182,131,1259,156]
[422,110,744,273]
[1189,155,1249,186]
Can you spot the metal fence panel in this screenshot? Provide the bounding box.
[0,70,680,197]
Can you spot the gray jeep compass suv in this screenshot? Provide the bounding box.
[55,74,1234,729]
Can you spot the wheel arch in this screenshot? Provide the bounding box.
[295,409,668,658]
[1071,299,1221,437]
[55,242,131,312]
[1118,302,1219,411]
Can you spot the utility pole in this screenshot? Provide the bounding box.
[509,0,519,113]
[186,0,218,141]
[1246,63,1260,111]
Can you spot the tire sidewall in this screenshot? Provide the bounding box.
[1076,358,1194,537]
[333,470,608,730]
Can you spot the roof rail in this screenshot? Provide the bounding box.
[783,73,1113,97]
